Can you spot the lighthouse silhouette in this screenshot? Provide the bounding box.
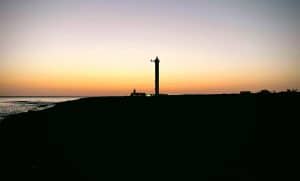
[151,56,160,96]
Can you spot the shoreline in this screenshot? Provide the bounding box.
[0,97,83,121]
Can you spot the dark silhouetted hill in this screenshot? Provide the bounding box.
[0,94,299,180]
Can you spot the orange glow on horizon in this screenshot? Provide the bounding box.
[1,63,298,96]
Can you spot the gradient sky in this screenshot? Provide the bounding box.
[0,0,299,96]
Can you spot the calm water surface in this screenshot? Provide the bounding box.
[0,97,81,121]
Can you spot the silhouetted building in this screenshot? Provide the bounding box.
[240,91,251,95]
[130,89,146,96]
[151,56,160,96]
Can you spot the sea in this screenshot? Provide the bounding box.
[0,97,81,121]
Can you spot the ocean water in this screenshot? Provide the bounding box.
[0,97,81,121]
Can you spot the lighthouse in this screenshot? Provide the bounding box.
[151,56,160,96]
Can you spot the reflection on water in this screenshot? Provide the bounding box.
[0,97,81,120]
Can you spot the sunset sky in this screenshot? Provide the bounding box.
[0,0,299,96]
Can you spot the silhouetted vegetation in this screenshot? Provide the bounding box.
[239,89,300,96]
[257,89,272,95]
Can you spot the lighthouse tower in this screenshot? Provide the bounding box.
[150,56,160,96]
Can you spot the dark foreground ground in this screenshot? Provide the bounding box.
[0,94,299,180]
